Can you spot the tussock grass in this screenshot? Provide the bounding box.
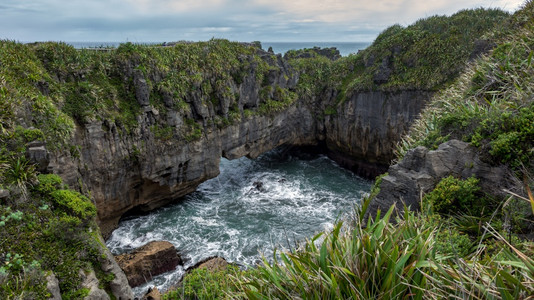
[397,2,534,170]
[219,197,533,299]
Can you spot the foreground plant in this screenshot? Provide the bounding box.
[226,197,533,299]
[232,205,436,299]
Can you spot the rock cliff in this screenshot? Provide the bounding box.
[367,140,520,218]
[43,44,431,237]
[323,91,431,178]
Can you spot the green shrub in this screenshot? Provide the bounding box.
[423,176,481,215]
[235,207,435,299]
[434,225,473,257]
[36,174,63,194]
[164,265,242,300]
[50,189,96,220]
[3,157,36,190]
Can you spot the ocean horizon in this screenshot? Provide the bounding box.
[65,41,370,56]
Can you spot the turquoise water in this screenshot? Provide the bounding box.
[106,149,371,294]
[68,41,369,56]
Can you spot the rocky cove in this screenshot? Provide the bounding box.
[19,41,435,297]
[6,9,530,297]
[40,43,432,238]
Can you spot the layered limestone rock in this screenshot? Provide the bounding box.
[323,91,432,178]
[47,46,431,237]
[367,140,519,217]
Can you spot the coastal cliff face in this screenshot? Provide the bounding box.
[57,91,427,237]
[323,91,431,178]
[54,102,319,237]
[43,43,429,237]
[44,42,324,237]
[0,9,518,298]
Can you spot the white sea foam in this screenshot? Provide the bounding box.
[106,150,371,296]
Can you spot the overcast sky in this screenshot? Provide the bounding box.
[0,0,524,43]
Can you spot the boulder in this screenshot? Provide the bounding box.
[80,269,110,300]
[192,256,228,273]
[115,241,182,287]
[142,287,161,300]
[26,141,50,173]
[97,235,134,300]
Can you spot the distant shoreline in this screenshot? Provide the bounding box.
[59,41,370,56]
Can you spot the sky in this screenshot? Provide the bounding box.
[0,0,525,43]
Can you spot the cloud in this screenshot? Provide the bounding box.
[0,0,525,42]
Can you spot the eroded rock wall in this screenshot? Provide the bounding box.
[323,91,431,178]
[49,49,431,238]
[367,140,519,218]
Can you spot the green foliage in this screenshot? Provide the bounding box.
[0,208,24,227]
[50,189,96,220]
[286,8,508,108]
[184,118,202,142]
[423,176,482,215]
[434,223,473,257]
[324,106,337,116]
[13,126,44,144]
[0,161,111,299]
[355,8,509,91]
[399,6,534,171]
[35,174,63,194]
[228,203,534,299]
[62,287,90,300]
[3,157,36,189]
[151,125,174,141]
[164,265,243,300]
[0,5,529,298]
[234,207,434,299]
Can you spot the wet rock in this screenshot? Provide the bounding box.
[115,241,182,287]
[142,287,161,300]
[253,181,266,192]
[367,140,518,218]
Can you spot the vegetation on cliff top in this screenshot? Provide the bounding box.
[0,38,296,298]
[288,8,510,109]
[398,2,534,172]
[0,41,115,298]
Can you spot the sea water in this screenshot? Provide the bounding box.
[106,148,371,295]
[68,41,369,56]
